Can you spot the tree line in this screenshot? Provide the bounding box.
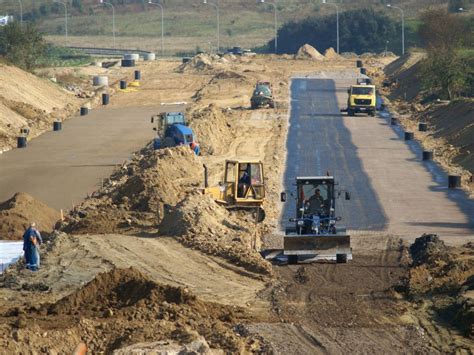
[263,9,403,55]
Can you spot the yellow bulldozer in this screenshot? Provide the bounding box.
[204,159,266,222]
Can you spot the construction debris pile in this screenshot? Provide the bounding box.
[0,267,266,354]
[405,234,474,338]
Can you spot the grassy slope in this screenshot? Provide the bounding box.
[0,0,456,54]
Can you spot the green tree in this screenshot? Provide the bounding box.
[0,22,46,70]
[418,9,472,99]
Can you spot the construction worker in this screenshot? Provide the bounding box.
[22,223,42,271]
[307,189,325,215]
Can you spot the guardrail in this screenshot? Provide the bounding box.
[67,46,152,57]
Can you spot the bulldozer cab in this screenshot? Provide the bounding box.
[296,177,335,219]
[225,160,265,203]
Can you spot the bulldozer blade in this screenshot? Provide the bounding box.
[283,234,352,260]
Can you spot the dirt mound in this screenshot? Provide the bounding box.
[324,47,343,60]
[62,146,202,234]
[410,233,449,267]
[188,104,235,155]
[160,192,272,275]
[0,63,79,152]
[177,53,221,73]
[0,267,263,354]
[294,44,325,61]
[0,192,60,240]
[211,70,248,81]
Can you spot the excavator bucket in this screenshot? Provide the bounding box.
[283,234,352,262]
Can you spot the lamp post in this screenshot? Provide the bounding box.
[259,0,277,54]
[54,0,68,45]
[147,1,164,56]
[387,4,404,55]
[322,0,339,54]
[203,0,219,53]
[100,0,116,48]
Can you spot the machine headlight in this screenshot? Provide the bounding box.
[330,220,336,225]
[297,220,305,226]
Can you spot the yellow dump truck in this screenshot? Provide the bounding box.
[346,84,376,117]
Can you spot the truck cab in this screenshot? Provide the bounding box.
[347,84,376,117]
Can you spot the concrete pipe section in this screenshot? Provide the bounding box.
[282,71,473,244]
[93,76,109,86]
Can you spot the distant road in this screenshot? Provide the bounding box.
[281,72,474,244]
[0,105,181,210]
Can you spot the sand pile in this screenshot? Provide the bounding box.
[160,192,272,275]
[294,44,325,61]
[62,146,202,234]
[324,47,343,60]
[188,104,235,155]
[193,71,250,103]
[176,53,222,73]
[0,192,60,240]
[0,267,263,354]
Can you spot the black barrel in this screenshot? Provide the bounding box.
[448,175,461,189]
[356,60,363,68]
[120,80,127,90]
[134,70,141,80]
[419,122,428,132]
[17,136,27,148]
[422,151,433,161]
[53,121,62,131]
[404,131,414,140]
[80,107,89,116]
[121,59,135,67]
[182,57,191,64]
[360,67,367,75]
[102,93,110,105]
[391,117,398,125]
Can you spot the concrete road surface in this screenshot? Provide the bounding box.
[0,106,181,210]
[281,72,474,244]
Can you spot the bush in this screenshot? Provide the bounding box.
[0,22,46,70]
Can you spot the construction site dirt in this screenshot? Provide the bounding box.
[0,49,473,354]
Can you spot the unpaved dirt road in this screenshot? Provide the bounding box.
[0,105,182,210]
[281,72,474,244]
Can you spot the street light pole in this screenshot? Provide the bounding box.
[322,0,339,54]
[387,4,404,55]
[100,0,116,49]
[54,0,68,45]
[203,0,219,53]
[259,0,277,54]
[147,1,164,56]
[16,0,22,26]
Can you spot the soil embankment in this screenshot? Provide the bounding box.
[0,64,79,152]
[381,51,474,191]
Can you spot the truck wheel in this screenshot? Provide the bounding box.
[250,101,257,110]
[253,207,266,223]
[348,110,354,117]
[370,110,376,117]
[269,101,275,109]
[336,254,347,264]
